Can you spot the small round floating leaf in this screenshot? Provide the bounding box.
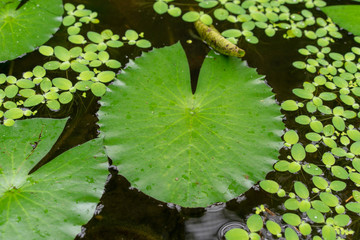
[89,60,102,68]
[331,148,347,157]
[284,130,299,145]
[52,78,73,90]
[44,61,61,70]
[288,162,301,173]
[69,35,86,44]
[266,220,281,236]
[153,1,168,14]
[97,71,115,83]
[3,101,17,109]
[167,6,181,17]
[104,40,122,49]
[291,144,306,161]
[346,202,360,213]
[299,223,311,236]
[40,78,52,92]
[59,61,71,71]
[71,61,89,73]
[334,214,350,227]
[199,1,218,8]
[136,39,152,48]
[295,115,310,125]
[311,200,331,213]
[330,181,346,191]
[353,158,360,172]
[260,180,279,194]
[350,141,360,155]
[246,214,263,233]
[331,166,348,179]
[251,12,267,22]
[274,160,289,172]
[62,15,75,26]
[91,82,107,97]
[44,92,59,100]
[222,29,242,38]
[16,79,35,89]
[75,81,93,91]
[353,190,360,202]
[39,46,54,56]
[214,9,229,21]
[5,85,19,98]
[320,192,339,207]
[4,119,15,126]
[46,100,60,110]
[19,89,35,98]
[54,46,71,62]
[105,60,121,69]
[294,181,309,199]
[225,3,245,14]
[322,225,336,240]
[225,228,248,240]
[307,209,324,223]
[312,176,328,190]
[59,92,73,104]
[282,213,301,226]
[323,137,337,149]
[84,52,98,61]
[67,26,80,36]
[199,14,213,25]
[350,172,360,185]
[24,95,44,107]
[182,11,200,22]
[306,132,321,142]
[281,100,298,111]
[303,163,323,175]
[284,199,299,210]
[125,30,139,41]
[79,71,95,81]
[293,61,306,69]
[310,121,323,133]
[4,108,23,119]
[284,227,298,240]
[33,66,46,78]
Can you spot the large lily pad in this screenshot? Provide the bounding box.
[321,5,360,36]
[98,42,283,207]
[0,0,64,61]
[0,118,108,239]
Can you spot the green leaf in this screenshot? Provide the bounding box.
[91,82,107,97]
[182,11,200,22]
[284,130,299,145]
[306,209,324,223]
[299,222,311,236]
[266,220,281,236]
[282,213,301,226]
[294,181,309,199]
[322,225,336,240]
[225,228,249,240]
[246,214,263,232]
[284,227,299,240]
[346,202,360,213]
[52,78,73,90]
[24,95,44,107]
[0,119,108,239]
[54,46,71,62]
[0,0,63,61]
[291,143,306,161]
[98,43,283,207]
[334,214,350,227]
[311,200,331,213]
[321,5,360,35]
[153,1,168,14]
[320,192,339,207]
[260,180,279,194]
[281,100,298,111]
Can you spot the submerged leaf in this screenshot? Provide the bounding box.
[98,43,283,207]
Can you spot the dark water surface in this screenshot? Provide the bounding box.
[1,0,358,239]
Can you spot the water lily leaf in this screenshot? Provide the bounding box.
[0,118,108,239]
[98,43,283,207]
[0,0,63,61]
[321,5,360,36]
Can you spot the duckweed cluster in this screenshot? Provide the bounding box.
[227,10,360,240]
[0,3,151,126]
[152,0,339,45]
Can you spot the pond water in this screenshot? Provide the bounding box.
[1,0,359,239]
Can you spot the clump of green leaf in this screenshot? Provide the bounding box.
[225,6,360,239]
[152,0,341,46]
[0,3,152,126]
[0,118,108,239]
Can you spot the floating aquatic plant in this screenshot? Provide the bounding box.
[0,118,108,239]
[0,0,64,61]
[98,42,283,207]
[0,3,152,126]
